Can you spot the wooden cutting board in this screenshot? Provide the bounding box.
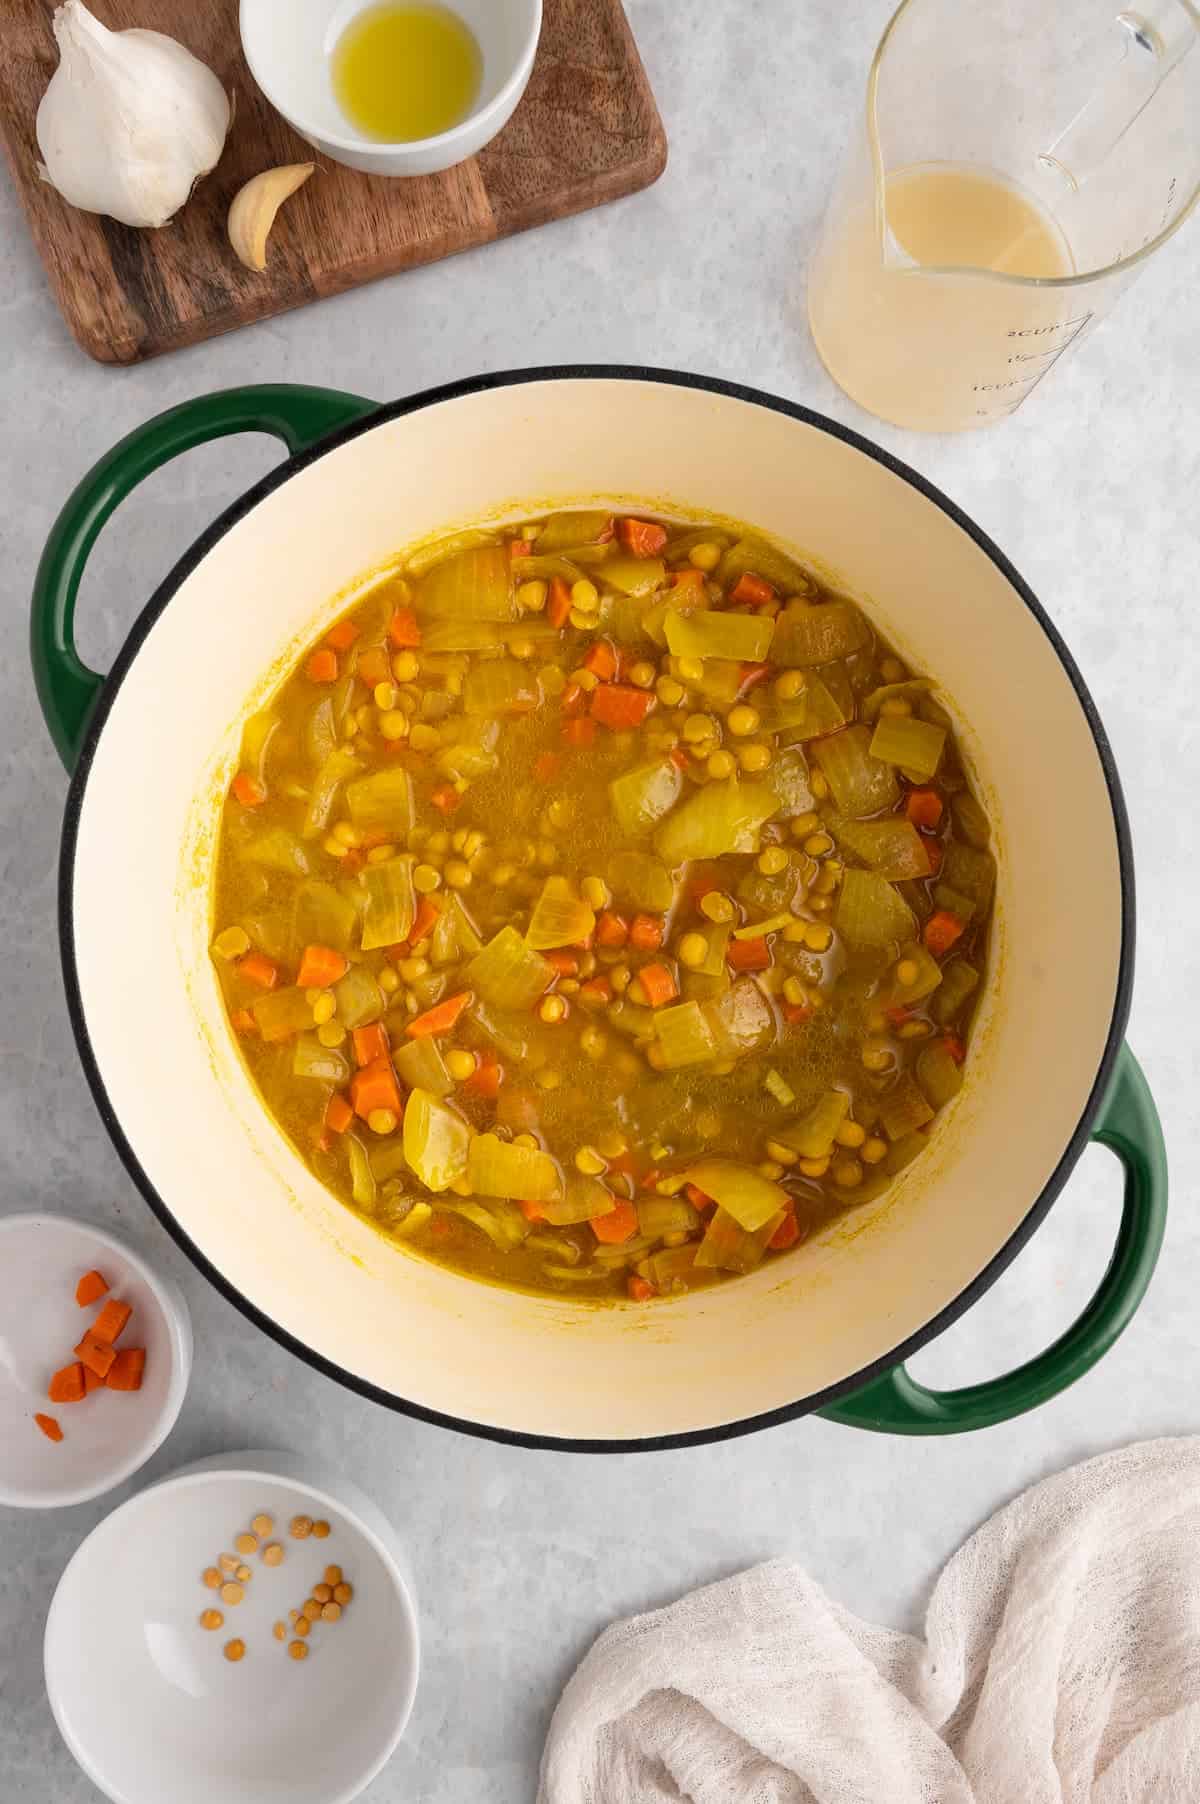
[0,0,666,363]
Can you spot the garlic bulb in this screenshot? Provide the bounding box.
[36,2,230,229]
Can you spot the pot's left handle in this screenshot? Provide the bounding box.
[31,384,378,771]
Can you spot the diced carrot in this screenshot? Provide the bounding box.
[560,681,586,717]
[518,1199,545,1223]
[548,576,572,628]
[582,641,617,681]
[943,1033,967,1065]
[629,914,664,953]
[410,896,441,946]
[783,1002,811,1025]
[617,518,668,557]
[639,1168,663,1192]
[533,750,563,784]
[463,1056,502,1098]
[769,1212,801,1251]
[353,1022,389,1068]
[92,1299,132,1346]
[75,1332,116,1379]
[578,976,613,1006]
[237,952,278,991]
[638,962,678,1007]
[48,1362,85,1404]
[231,772,266,808]
[230,1008,256,1035]
[606,1150,636,1176]
[595,911,630,949]
[885,1005,911,1028]
[562,717,597,748]
[430,1217,451,1239]
[75,1270,109,1309]
[349,1054,404,1120]
[34,1413,63,1442]
[591,1199,638,1244]
[685,1183,715,1212]
[670,567,706,592]
[925,840,943,875]
[388,608,422,648]
[306,648,338,684]
[325,619,360,651]
[83,1364,104,1394]
[627,1275,656,1302]
[296,944,349,989]
[357,646,392,687]
[406,990,473,1038]
[905,789,944,830]
[106,1348,146,1392]
[326,1094,354,1134]
[689,876,719,906]
[739,662,772,692]
[729,572,775,607]
[545,951,579,977]
[430,784,462,815]
[727,936,770,972]
[669,744,690,769]
[509,539,532,561]
[591,684,655,731]
[924,909,966,957]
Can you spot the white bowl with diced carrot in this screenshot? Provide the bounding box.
[0,1214,191,1508]
[44,1450,419,1804]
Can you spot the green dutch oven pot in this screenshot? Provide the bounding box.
[31,372,1166,1447]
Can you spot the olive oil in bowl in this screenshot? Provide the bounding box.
[332,2,483,143]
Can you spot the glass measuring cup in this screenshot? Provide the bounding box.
[808,0,1200,431]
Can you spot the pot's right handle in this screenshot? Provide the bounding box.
[31,384,378,771]
[818,1044,1166,1434]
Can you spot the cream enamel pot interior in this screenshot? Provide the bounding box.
[33,371,1166,1448]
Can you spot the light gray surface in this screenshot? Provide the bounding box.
[1,2,1197,1798]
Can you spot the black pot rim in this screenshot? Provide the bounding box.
[58,364,1135,1453]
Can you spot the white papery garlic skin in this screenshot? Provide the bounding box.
[36,1,230,229]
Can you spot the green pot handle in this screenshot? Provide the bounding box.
[31,384,378,771]
[819,1043,1166,1434]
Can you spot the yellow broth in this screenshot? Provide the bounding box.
[212,512,993,1302]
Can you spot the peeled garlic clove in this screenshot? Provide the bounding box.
[228,164,315,273]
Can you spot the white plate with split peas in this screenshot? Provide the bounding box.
[44,1450,420,1804]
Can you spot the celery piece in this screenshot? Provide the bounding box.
[394,1035,454,1098]
[333,963,384,1029]
[933,883,976,923]
[602,555,666,597]
[303,697,337,768]
[608,593,657,648]
[862,679,934,720]
[878,1074,936,1141]
[737,864,803,917]
[435,1200,529,1250]
[878,942,943,1009]
[643,1243,701,1289]
[406,529,494,575]
[346,1135,377,1211]
[685,1158,790,1231]
[469,1001,543,1063]
[533,510,614,552]
[951,791,992,849]
[419,619,503,653]
[835,869,915,947]
[869,715,946,780]
[292,1035,350,1084]
[769,748,815,817]
[368,1139,409,1183]
[705,978,776,1062]
[931,960,980,1025]
[609,759,683,839]
[653,1000,719,1068]
[526,876,596,951]
[608,999,658,1041]
[302,747,361,841]
[775,671,848,744]
[813,727,899,818]
[293,880,358,956]
[391,1201,433,1239]
[654,780,778,863]
[693,1205,786,1273]
[429,893,483,965]
[464,658,539,717]
[251,986,316,1043]
[688,921,731,979]
[777,1090,851,1158]
[540,1174,615,1226]
[941,841,996,909]
[464,927,554,1011]
[917,1041,964,1110]
[680,657,743,705]
[828,813,932,880]
[608,849,676,914]
[240,709,280,783]
[664,524,733,560]
[772,599,869,667]
[436,717,500,782]
[468,1132,562,1202]
[716,536,813,596]
[663,608,775,663]
[764,1067,796,1107]
[733,912,791,940]
[360,854,416,951]
[636,1196,700,1238]
[418,545,516,621]
[241,827,312,878]
[402,1088,472,1192]
[345,767,414,835]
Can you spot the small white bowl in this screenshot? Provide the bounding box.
[240,0,543,177]
[45,1451,420,1804]
[0,1213,191,1510]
